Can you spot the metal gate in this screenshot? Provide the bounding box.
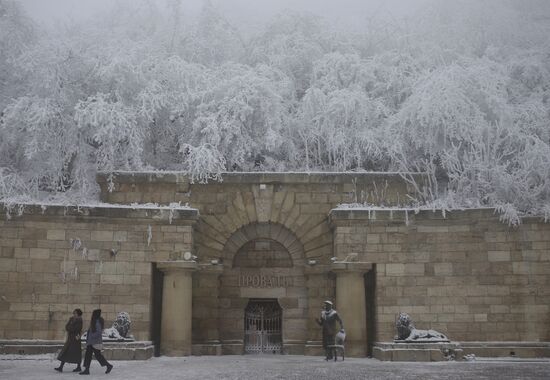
[244,299,282,354]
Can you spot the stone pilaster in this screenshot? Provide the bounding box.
[192,263,224,355]
[331,261,372,357]
[157,260,197,356]
[304,265,334,356]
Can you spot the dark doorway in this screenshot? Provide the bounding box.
[150,263,164,357]
[244,299,282,354]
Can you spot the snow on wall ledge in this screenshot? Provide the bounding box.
[96,171,425,207]
[96,171,427,184]
[0,202,199,223]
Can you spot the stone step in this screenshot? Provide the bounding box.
[461,342,550,359]
[0,340,154,360]
[373,342,463,362]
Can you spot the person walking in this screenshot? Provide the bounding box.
[54,308,83,373]
[315,300,344,360]
[79,309,113,375]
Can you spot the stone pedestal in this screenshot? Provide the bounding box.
[373,342,463,361]
[157,260,197,356]
[332,262,372,357]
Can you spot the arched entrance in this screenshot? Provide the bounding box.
[244,299,282,354]
[217,222,308,355]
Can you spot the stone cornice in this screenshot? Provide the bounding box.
[97,171,426,185]
[156,260,198,273]
[328,207,541,226]
[331,261,373,273]
[0,202,199,224]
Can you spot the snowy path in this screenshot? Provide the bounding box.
[1,355,550,380]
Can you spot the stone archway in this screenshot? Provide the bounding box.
[223,223,305,267]
[218,222,308,355]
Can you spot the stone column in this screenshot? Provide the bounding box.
[157,260,197,356]
[332,262,372,357]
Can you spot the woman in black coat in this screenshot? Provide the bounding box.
[55,308,83,373]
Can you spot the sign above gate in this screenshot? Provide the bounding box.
[239,273,293,288]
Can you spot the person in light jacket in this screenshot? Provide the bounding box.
[79,309,113,375]
[54,308,83,373]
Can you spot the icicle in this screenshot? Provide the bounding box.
[147,225,153,246]
[107,173,115,193]
[389,209,393,220]
[73,266,78,280]
[405,209,409,226]
[81,247,88,259]
[372,210,376,220]
[62,252,67,283]
[442,209,446,218]
[368,209,371,219]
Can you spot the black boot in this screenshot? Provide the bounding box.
[54,362,64,372]
[73,365,82,372]
[105,363,113,374]
[79,368,90,375]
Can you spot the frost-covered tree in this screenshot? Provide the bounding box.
[0,0,549,222]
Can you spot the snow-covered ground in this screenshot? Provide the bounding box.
[1,355,550,380]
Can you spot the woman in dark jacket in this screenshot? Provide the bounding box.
[79,309,113,375]
[55,308,83,373]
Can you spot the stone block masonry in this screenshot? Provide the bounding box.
[330,208,550,343]
[1,172,550,358]
[0,204,198,341]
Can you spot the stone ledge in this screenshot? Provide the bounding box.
[157,260,198,272]
[97,171,425,185]
[0,340,154,360]
[328,207,524,225]
[0,203,199,223]
[331,261,373,273]
[221,340,243,355]
[192,343,222,356]
[461,342,550,359]
[373,342,463,362]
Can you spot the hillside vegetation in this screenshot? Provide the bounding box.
[1,0,549,223]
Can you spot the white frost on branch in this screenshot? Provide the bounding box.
[0,0,549,224]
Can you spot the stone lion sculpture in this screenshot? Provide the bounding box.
[113,312,131,338]
[395,312,449,342]
[104,312,132,340]
[81,312,133,342]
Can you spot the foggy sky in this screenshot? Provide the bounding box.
[18,0,430,28]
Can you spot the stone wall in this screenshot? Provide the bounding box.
[330,208,550,343]
[0,204,198,341]
[1,172,549,356]
[97,172,418,354]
